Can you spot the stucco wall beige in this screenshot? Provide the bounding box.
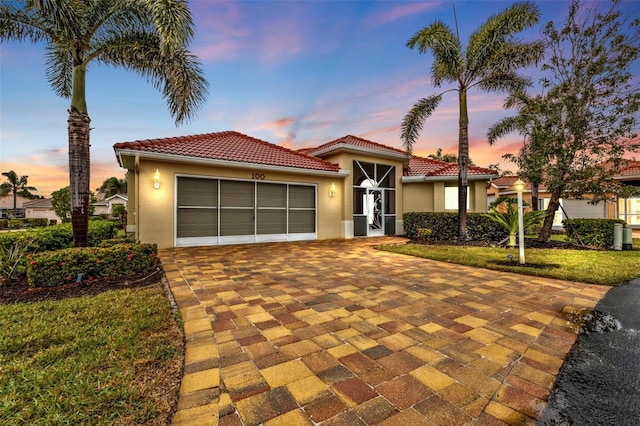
[131,160,346,248]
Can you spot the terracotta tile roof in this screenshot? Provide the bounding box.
[615,159,640,177]
[114,131,340,172]
[305,135,409,157]
[490,175,520,188]
[405,156,497,178]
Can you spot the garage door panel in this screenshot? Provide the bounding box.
[178,178,217,206]
[289,210,315,233]
[221,180,254,207]
[220,209,254,236]
[258,183,287,208]
[257,209,286,234]
[562,200,606,220]
[177,208,218,237]
[289,185,315,208]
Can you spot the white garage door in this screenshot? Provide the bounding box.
[561,199,606,220]
[176,177,316,247]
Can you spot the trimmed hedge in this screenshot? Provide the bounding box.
[0,221,117,279]
[0,218,49,229]
[563,218,626,248]
[403,212,509,242]
[26,243,158,287]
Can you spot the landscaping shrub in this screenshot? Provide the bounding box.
[404,212,458,240]
[0,219,7,230]
[26,243,158,287]
[403,212,508,242]
[0,221,117,280]
[467,214,510,242]
[563,218,625,248]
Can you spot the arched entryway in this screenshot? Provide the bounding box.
[352,160,396,237]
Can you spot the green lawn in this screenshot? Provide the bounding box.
[0,284,183,425]
[378,238,640,286]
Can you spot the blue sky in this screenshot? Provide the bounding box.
[1,0,638,196]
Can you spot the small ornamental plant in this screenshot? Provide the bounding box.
[483,196,547,246]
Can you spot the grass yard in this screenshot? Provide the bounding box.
[0,284,183,425]
[378,238,640,286]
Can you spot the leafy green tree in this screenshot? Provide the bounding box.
[487,0,640,242]
[111,203,126,221]
[52,186,96,223]
[0,0,208,247]
[0,170,37,217]
[401,2,543,240]
[97,176,127,198]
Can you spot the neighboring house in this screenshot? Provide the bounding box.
[613,159,640,227]
[0,195,33,219]
[23,198,62,224]
[113,131,497,248]
[488,160,640,229]
[93,194,128,216]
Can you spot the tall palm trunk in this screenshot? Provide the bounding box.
[538,190,561,242]
[69,64,90,247]
[531,182,539,211]
[458,89,469,240]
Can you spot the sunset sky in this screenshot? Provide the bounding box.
[1,0,638,197]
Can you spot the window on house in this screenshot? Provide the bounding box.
[619,197,640,226]
[444,187,469,210]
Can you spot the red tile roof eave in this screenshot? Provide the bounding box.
[114,148,347,176]
[113,130,342,173]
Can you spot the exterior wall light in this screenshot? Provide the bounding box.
[514,179,526,264]
[329,182,336,197]
[153,169,160,190]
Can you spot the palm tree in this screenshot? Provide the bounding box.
[401,1,543,240]
[0,170,37,217]
[487,91,550,212]
[97,176,127,198]
[0,0,208,246]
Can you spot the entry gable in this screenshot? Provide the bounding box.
[305,135,411,165]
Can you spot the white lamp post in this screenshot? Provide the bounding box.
[514,179,526,265]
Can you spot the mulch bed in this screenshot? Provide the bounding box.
[0,268,164,305]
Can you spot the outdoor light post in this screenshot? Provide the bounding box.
[514,179,526,265]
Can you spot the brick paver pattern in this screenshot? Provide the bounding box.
[159,238,609,425]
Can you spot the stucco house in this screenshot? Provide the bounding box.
[113,131,496,248]
[93,194,128,216]
[0,194,33,218]
[487,159,640,229]
[23,198,62,223]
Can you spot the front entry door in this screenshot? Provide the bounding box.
[366,188,384,236]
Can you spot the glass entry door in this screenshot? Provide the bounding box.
[366,188,384,236]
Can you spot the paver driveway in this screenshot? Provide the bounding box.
[159,237,608,425]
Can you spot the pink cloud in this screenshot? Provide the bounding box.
[365,2,443,29]
[258,20,305,63]
[192,2,305,65]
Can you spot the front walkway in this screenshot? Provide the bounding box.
[159,238,608,425]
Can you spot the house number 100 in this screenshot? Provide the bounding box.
[252,173,266,180]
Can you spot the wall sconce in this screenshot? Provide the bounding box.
[153,169,160,190]
[329,182,336,197]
